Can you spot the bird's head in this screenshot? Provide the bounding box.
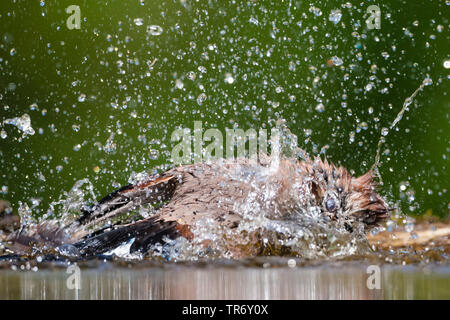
[305,158,390,230]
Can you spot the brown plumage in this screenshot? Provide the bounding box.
[5,155,390,259]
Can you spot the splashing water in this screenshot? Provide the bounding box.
[4,118,375,262]
[1,113,35,138]
[146,165,371,262]
[46,179,98,224]
[143,126,371,262]
[2,113,446,265]
[17,201,35,233]
[370,78,432,184]
[0,83,435,263]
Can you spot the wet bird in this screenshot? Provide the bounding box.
[5,155,390,259]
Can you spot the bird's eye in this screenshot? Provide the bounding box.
[325,198,337,212]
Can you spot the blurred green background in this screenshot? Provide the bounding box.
[0,0,448,218]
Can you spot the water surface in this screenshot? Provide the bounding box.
[1,259,449,300]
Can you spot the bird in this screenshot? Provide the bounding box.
[4,154,390,260]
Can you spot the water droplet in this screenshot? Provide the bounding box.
[381,127,389,136]
[304,128,312,137]
[175,79,184,89]
[133,18,144,26]
[443,60,450,69]
[147,25,163,35]
[187,71,196,80]
[330,56,343,66]
[365,82,374,91]
[288,61,296,72]
[287,259,296,268]
[315,103,325,112]
[78,93,86,102]
[10,48,16,56]
[349,131,355,144]
[249,17,259,25]
[422,77,433,86]
[7,83,16,91]
[0,130,7,139]
[381,52,390,59]
[328,9,342,24]
[197,93,207,105]
[309,6,322,17]
[360,122,368,130]
[403,28,413,38]
[198,66,207,73]
[224,73,234,84]
[104,134,116,154]
[149,149,159,160]
[399,182,407,191]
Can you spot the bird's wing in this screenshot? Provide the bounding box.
[73,216,179,256]
[73,174,179,234]
[4,173,181,255]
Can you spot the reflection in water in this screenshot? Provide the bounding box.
[0,263,448,299]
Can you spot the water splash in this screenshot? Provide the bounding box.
[2,113,35,139]
[17,201,36,233]
[45,179,98,227]
[370,78,432,183]
[147,150,370,261]
[272,119,311,162]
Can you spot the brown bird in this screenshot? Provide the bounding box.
[5,155,390,259]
